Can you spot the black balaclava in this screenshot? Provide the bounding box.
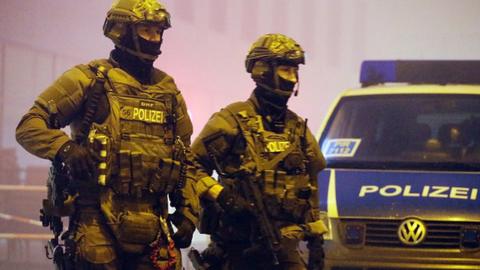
[253,62,297,128]
[110,27,162,84]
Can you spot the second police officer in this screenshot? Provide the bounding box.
[16,0,198,269]
[192,34,327,270]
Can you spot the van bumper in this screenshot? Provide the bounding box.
[323,219,480,270]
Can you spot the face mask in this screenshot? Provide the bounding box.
[136,23,163,56]
[275,64,298,92]
[256,87,290,111]
[138,37,162,56]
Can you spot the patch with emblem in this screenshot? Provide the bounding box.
[323,138,361,157]
[120,105,166,124]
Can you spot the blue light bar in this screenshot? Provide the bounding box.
[360,60,480,86]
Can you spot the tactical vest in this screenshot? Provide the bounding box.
[224,101,314,224]
[76,61,186,255]
[78,62,183,199]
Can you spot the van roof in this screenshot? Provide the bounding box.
[360,60,480,86]
[342,84,480,97]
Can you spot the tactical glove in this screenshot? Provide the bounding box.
[170,213,196,249]
[56,141,96,180]
[216,187,251,217]
[306,235,324,270]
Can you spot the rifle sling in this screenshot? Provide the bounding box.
[74,63,111,143]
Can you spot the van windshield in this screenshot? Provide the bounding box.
[320,94,480,171]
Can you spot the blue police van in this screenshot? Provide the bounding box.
[316,61,480,269]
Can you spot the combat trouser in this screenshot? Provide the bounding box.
[203,237,306,270]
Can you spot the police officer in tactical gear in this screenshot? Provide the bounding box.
[16,0,198,269]
[192,33,327,270]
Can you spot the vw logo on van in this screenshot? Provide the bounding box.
[398,219,427,245]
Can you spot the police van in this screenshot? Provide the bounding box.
[316,61,480,269]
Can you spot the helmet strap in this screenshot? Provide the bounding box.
[272,61,281,92]
[294,78,300,96]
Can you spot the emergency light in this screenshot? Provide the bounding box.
[360,60,480,87]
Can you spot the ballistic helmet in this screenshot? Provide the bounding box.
[103,0,171,61]
[246,34,305,99]
[245,33,305,73]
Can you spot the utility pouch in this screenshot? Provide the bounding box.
[282,151,306,174]
[130,152,144,198]
[99,189,159,254]
[116,211,160,253]
[258,170,287,219]
[261,170,286,198]
[88,130,111,187]
[281,197,309,223]
[277,175,311,222]
[115,150,132,195]
[149,158,180,194]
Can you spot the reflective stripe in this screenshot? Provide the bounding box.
[327,169,339,218]
[207,184,224,200]
[196,176,219,197]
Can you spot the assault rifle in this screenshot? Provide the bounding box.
[40,161,75,270]
[168,136,188,206]
[205,140,282,266]
[235,169,282,266]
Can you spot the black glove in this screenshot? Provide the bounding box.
[201,241,225,268]
[56,141,96,180]
[170,214,196,249]
[216,187,251,217]
[306,235,324,270]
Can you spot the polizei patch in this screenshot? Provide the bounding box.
[120,105,166,124]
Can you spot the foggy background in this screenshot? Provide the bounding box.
[2,0,480,168]
[0,0,479,269]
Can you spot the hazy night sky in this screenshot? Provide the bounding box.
[1,0,479,169]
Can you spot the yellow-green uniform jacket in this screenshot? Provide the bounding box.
[193,93,325,243]
[16,58,198,227]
